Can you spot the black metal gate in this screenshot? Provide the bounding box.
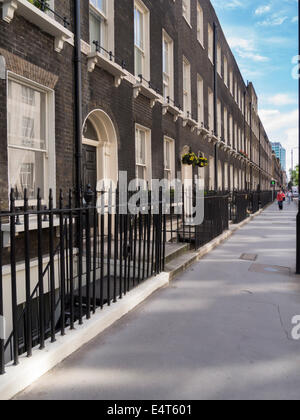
[0,186,165,374]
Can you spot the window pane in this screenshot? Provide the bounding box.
[90,0,106,14]
[8,149,44,200]
[165,141,170,169]
[90,12,102,50]
[135,47,143,76]
[8,80,46,151]
[134,8,143,50]
[163,40,169,74]
[137,165,145,180]
[8,79,47,199]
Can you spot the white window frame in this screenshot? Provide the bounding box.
[134,0,150,80]
[164,137,175,183]
[224,56,228,87]
[89,0,114,56]
[7,72,56,207]
[234,122,237,149]
[209,156,215,191]
[208,88,214,132]
[224,106,228,144]
[217,99,221,139]
[162,30,174,101]
[182,0,191,26]
[229,114,233,146]
[217,44,222,76]
[135,124,152,185]
[183,57,191,117]
[197,74,204,125]
[224,162,228,190]
[208,23,214,63]
[197,3,204,46]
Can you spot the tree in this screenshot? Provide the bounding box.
[290,166,299,186]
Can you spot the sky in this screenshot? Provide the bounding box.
[211,0,299,174]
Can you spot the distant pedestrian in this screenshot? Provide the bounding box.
[287,190,292,205]
[277,189,285,211]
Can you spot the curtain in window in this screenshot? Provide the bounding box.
[7,79,46,200]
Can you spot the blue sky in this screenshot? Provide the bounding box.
[211,0,298,173]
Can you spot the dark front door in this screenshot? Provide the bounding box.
[83,145,97,193]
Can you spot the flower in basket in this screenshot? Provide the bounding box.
[28,0,50,10]
[197,157,208,168]
[182,152,199,167]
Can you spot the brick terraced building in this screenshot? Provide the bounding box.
[0,0,283,377]
[0,0,281,209]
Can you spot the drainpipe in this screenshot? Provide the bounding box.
[74,0,83,207]
[213,22,218,192]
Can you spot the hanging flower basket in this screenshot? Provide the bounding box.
[197,157,208,168]
[182,153,208,168]
[182,152,199,167]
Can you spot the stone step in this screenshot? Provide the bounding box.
[165,242,191,264]
[165,250,199,281]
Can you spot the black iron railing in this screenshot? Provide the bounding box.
[0,186,165,374]
[137,74,160,94]
[163,182,230,251]
[165,96,182,111]
[29,0,70,28]
[0,182,276,374]
[136,75,181,113]
[93,41,126,69]
[230,190,275,224]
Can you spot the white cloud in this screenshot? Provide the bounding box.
[255,5,271,15]
[258,14,289,26]
[227,36,269,62]
[260,109,280,117]
[259,108,299,171]
[211,0,245,9]
[265,93,298,106]
[291,16,298,23]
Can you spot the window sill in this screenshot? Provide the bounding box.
[87,51,127,87]
[207,133,219,144]
[223,144,232,153]
[0,0,72,52]
[133,82,160,108]
[197,125,210,136]
[1,216,71,247]
[197,40,205,50]
[162,102,182,122]
[182,115,198,132]
[218,140,228,151]
[182,15,192,29]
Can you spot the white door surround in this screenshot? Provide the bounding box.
[82,109,119,190]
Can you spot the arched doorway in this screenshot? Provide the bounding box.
[82,110,119,192]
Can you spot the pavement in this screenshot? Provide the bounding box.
[14,201,300,400]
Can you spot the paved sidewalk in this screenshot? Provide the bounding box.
[15,201,300,400]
